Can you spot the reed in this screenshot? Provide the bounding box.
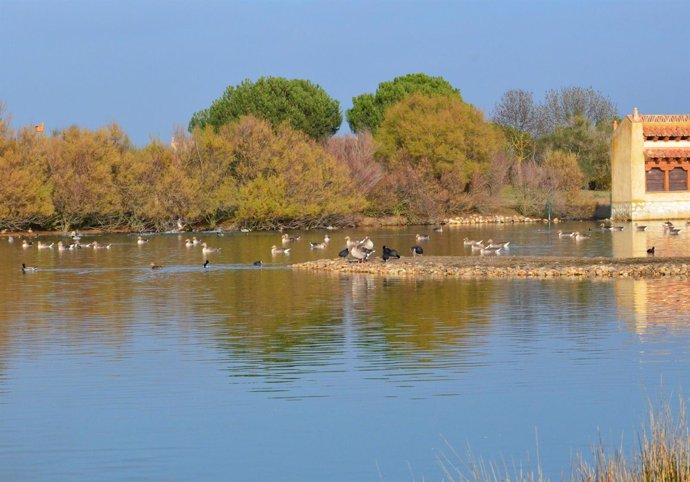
[437,398,690,482]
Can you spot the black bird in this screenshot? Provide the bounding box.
[410,245,424,256]
[382,245,400,262]
[253,260,263,266]
[647,246,655,255]
[203,259,210,268]
[338,247,349,258]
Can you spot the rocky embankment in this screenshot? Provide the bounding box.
[292,256,690,280]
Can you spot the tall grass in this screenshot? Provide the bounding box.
[437,398,690,482]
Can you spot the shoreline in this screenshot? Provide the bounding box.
[292,255,690,280]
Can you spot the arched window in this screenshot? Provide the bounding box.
[646,167,665,192]
[669,167,688,191]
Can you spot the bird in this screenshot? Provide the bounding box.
[480,246,502,256]
[185,238,194,247]
[338,247,349,258]
[416,234,430,241]
[271,245,290,255]
[635,224,648,232]
[463,238,482,246]
[669,228,681,235]
[57,241,66,252]
[37,241,54,249]
[432,226,443,233]
[201,242,220,254]
[21,263,37,273]
[471,242,485,252]
[192,236,201,246]
[310,242,327,249]
[647,246,655,255]
[382,245,400,262]
[486,239,510,249]
[574,232,590,240]
[557,230,575,238]
[323,234,331,243]
[21,239,33,248]
[137,236,149,245]
[203,259,209,268]
[281,234,300,243]
[410,245,424,256]
[253,260,263,266]
[359,236,374,250]
[92,241,111,249]
[150,262,163,270]
[7,236,14,243]
[240,228,251,233]
[350,245,375,263]
[344,236,358,249]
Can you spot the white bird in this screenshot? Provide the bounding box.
[137,236,149,245]
[201,242,220,254]
[271,245,290,255]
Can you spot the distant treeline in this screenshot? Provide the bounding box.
[0,74,616,231]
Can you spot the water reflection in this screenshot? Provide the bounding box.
[2,232,690,481]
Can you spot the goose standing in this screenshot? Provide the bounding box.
[350,245,375,263]
[344,236,358,249]
[359,236,374,250]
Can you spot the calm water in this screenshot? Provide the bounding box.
[2,221,690,481]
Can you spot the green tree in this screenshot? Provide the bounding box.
[347,73,461,134]
[188,77,342,141]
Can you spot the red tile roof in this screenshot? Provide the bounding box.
[643,125,690,137]
[644,148,690,159]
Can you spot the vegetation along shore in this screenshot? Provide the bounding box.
[1,74,616,232]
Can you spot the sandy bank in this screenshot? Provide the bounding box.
[292,255,690,280]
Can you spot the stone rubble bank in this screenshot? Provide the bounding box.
[292,256,690,280]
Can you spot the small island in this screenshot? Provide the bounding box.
[293,255,690,279]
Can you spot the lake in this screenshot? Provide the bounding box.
[1,220,689,481]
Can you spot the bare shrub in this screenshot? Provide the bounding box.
[325,132,384,195]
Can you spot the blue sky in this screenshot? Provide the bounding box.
[3,0,690,145]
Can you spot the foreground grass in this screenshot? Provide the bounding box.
[437,399,689,482]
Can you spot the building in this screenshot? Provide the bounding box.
[611,108,690,220]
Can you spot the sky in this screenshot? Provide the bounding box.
[3,0,690,145]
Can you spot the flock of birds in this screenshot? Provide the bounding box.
[557,220,688,255]
[13,219,690,273]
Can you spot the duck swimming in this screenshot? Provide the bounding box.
[201,242,220,254]
[21,263,37,273]
[271,245,290,255]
